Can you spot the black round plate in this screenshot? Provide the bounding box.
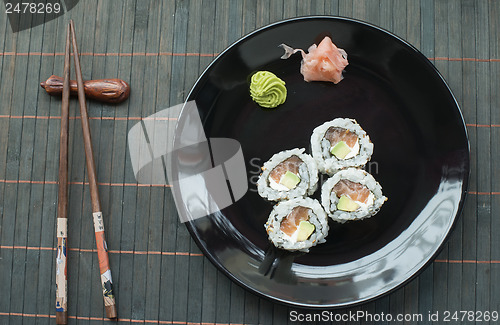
[176,16,469,308]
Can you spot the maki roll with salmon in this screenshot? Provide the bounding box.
[321,168,387,222]
[257,148,318,201]
[265,197,329,252]
[311,118,373,175]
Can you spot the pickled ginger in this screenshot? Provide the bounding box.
[280,36,348,84]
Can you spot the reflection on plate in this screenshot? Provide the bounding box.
[176,16,469,308]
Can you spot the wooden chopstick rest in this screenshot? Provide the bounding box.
[41,75,130,104]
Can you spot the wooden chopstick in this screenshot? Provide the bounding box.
[69,20,118,319]
[55,22,71,325]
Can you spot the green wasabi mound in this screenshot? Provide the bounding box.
[249,71,287,108]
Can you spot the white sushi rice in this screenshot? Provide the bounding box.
[265,197,329,252]
[310,118,373,175]
[257,148,318,201]
[321,168,387,222]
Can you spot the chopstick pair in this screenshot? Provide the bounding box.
[55,20,117,325]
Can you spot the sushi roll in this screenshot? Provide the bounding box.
[257,148,318,201]
[321,168,387,222]
[310,118,373,175]
[265,197,329,252]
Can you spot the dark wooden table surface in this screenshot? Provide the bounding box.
[0,0,498,324]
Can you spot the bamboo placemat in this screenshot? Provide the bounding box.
[0,0,498,324]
